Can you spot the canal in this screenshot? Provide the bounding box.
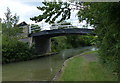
[2,46,96,81]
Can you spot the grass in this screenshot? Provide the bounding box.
[57,51,118,81]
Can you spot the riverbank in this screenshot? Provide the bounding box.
[2,52,58,64]
[54,51,118,81]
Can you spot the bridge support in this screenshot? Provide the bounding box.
[33,36,51,54]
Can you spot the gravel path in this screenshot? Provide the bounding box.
[81,52,98,62]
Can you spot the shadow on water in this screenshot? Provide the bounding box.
[2,46,97,81]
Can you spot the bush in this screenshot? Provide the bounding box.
[51,36,71,52]
[2,35,32,64]
[51,35,95,52]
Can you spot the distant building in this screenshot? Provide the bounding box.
[17,21,29,37]
[17,21,33,46]
[17,21,27,27]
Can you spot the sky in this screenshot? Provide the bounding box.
[0,0,93,30]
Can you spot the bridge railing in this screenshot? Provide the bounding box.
[50,25,78,29]
[28,25,41,34]
[28,23,90,34]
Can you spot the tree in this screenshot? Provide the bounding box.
[2,8,35,64]
[30,2,71,24]
[30,2,85,24]
[3,7,19,28]
[2,7,21,37]
[78,2,120,72]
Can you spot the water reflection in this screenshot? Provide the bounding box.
[91,47,98,51]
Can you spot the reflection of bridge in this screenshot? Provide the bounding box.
[29,28,95,54]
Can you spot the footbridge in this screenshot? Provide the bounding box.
[29,28,95,54]
[29,28,95,37]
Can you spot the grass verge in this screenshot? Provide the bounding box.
[57,51,118,81]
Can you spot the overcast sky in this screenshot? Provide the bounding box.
[0,0,43,23]
[0,0,93,30]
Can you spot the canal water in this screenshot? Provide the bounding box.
[2,46,96,81]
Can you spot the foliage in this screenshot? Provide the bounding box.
[3,7,19,28]
[30,2,71,24]
[51,36,70,52]
[2,7,21,38]
[2,35,32,64]
[2,23,22,37]
[66,35,95,48]
[51,35,95,52]
[2,8,35,64]
[2,24,36,64]
[77,2,120,73]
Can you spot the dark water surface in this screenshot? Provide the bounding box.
[2,46,96,81]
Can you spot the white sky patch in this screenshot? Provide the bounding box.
[0,0,42,23]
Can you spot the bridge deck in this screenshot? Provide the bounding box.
[29,28,95,37]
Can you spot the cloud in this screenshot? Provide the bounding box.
[0,0,42,23]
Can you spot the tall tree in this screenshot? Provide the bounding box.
[3,7,19,28]
[2,7,20,37]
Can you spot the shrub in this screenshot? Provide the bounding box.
[51,35,95,52]
[2,35,32,64]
